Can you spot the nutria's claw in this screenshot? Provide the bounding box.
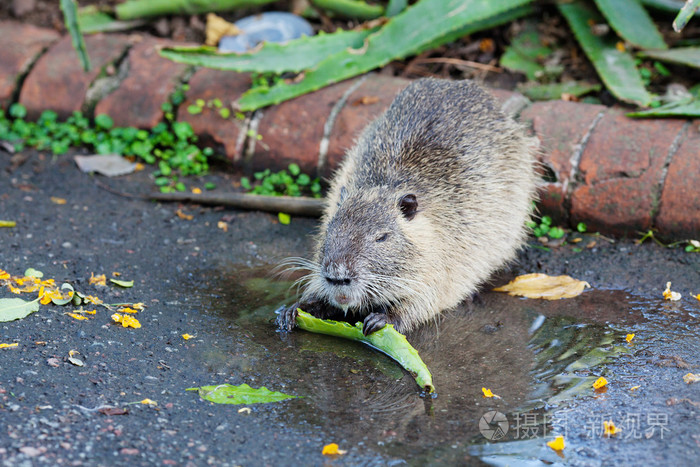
[276,304,299,332]
[362,312,388,336]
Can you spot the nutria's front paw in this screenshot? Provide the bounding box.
[276,304,299,332]
[362,312,388,336]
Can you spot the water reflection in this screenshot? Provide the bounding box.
[194,267,664,462]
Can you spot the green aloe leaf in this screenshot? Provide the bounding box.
[159,28,376,74]
[640,0,700,16]
[238,0,535,110]
[115,0,276,20]
[640,46,700,68]
[0,298,41,322]
[593,0,667,50]
[517,81,602,100]
[60,0,91,71]
[673,0,700,31]
[310,0,385,20]
[295,309,435,393]
[558,1,653,106]
[386,0,408,16]
[627,96,700,117]
[187,383,298,404]
[500,24,552,80]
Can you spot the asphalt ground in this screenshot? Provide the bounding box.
[1,148,698,466]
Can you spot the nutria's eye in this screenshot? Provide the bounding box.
[376,233,389,243]
[399,194,418,220]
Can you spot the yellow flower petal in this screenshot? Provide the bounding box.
[119,307,138,314]
[89,273,106,286]
[603,420,621,436]
[140,398,157,406]
[176,209,193,220]
[630,385,640,391]
[663,281,681,301]
[625,333,635,343]
[111,313,141,329]
[593,377,608,389]
[481,387,501,399]
[67,313,89,321]
[0,343,19,349]
[321,443,347,456]
[182,333,195,340]
[546,435,565,451]
[0,269,10,280]
[84,295,103,305]
[238,407,251,414]
[683,373,700,384]
[192,187,202,194]
[50,197,67,205]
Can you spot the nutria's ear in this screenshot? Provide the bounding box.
[399,194,417,220]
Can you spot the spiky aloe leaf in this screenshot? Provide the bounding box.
[628,97,700,117]
[115,0,276,20]
[238,0,535,111]
[593,0,667,50]
[640,46,700,68]
[673,0,700,31]
[310,0,385,20]
[558,1,653,106]
[159,28,376,74]
[386,0,408,17]
[517,81,602,101]
[60,0,91,71]
[639,0,699,15]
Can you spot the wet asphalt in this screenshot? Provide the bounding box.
[0,149,698,466]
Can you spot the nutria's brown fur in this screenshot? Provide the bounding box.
[277,78,538,335]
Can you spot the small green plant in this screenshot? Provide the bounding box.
[527,216,565,239]
[576,222,587,233]
[637,230,700,252]
[240,163,322,198]
[0,103,214,193]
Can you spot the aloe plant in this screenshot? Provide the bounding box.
[237,0,535,110]
[558,1,654,106]
[60,0,91,71]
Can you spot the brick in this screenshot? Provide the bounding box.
[254,78,362,176]
[570,110,686,236]
[519,100,606,224]
[325,75,409,177]
[19,34,132,120]
[656,124,700,238]
[177,69,251,163]
[0,21,59,109]
[95,37,189,128]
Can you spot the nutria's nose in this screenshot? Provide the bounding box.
[325,276,352,286]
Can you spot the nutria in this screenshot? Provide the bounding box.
[277,78,538,335]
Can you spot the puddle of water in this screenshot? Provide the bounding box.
[191,268,700,463]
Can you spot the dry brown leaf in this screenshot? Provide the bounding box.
[493,273,590,300]
[205,13,241,46]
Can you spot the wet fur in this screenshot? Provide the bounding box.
[281,78,538,333]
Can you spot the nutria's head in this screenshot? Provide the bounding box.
[301,187,421,313]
